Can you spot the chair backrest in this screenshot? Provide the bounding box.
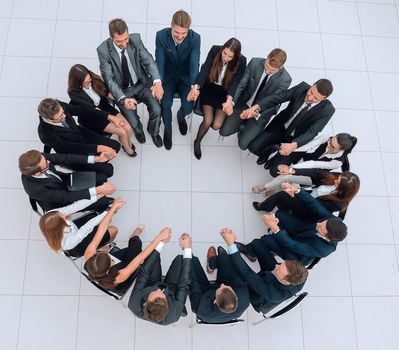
[29,197,44,216]
[194,315,245,327]
[307,257,321,270]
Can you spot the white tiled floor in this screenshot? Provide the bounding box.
[0,0,398,349]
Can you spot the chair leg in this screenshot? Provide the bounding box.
[188,112,193,133]
[218,135,224,142]
[253,313,269,326]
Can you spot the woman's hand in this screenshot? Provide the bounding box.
[187,85,200,101]
[111,197,125,211]
[157,227,172,243]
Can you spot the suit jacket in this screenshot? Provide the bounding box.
[194,45,247,97]
[263,82,335,147]
[128,251,191,326]
[21,153,92,212]
[155,28,200,86]
[274,189,339,264]
[68,89,99,109]
[37,102,109,155]
[229,251,305,313]
[97,33,160,101]
[190,256,249,323]
[233,57,292,124]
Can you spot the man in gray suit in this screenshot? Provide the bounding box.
[97,18,163,147]
[220,49,292,150]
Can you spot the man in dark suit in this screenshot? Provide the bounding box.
[189,246,249,323]
[19,150,116,212]
[37,98,119,178]
[239,184,347,265]
[248,79,335,166]
[220,228,307,314]
[97,18,163,147]
[219,49,292,150]
[155,10,200,150]
[128,231,192,325]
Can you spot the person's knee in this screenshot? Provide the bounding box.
[108,139,121,153]
[108,226,118,241]
[211,120,223,130]
[103,164,114,178]
[269,165,279,177]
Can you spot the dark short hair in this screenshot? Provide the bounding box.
[284,260,308,285]
[171,10,191,28]
[109,18,128,37]
[143,297,169,322]
[336,133,357,153]
[314,78,333,98]
[267,48,287,68]
[18,150,43,175]
[216,287,238,313]
[326,219,347,242]
[38,98,61,120]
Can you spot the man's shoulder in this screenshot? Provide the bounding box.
[156,27,170,39]
[97,37,112,52]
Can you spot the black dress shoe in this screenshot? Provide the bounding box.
[178,118,188,135]
[181,306,188,317]
[235,242,257,262]
[164,131,172,150]
[264,160,271,170]
[256,154,268,165]
[151,135,163,148]
[134,130,146,144]
[193,139,202,160]
[252,201,260,211]
[217,246,227,255]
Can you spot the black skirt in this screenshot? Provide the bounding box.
[200,81,227,110]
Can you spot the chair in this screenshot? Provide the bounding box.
[253,291,308,326]
[191,315,245,328]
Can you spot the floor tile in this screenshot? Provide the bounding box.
[235,0,278,30]
[109,148,141,191]
[192,0,235,28]
[0,18,10,54]
[388,197,399,244]
[18,296,78,350]
[277,0,319,33]
[148,0,191,24]
[358,3,399,37]
[235,29,280,61]
[58,0,103,21]
[103,0,148,23]
[0,0,13,17]
[241,150,273,194]
[285,67,326,86]
[363,37,399,73]
[12,0,58,19]
[0,295,21,350]
[369,72,399,111]
[242,193,269,243]
[376,110,399,152]
[381,153,399,196]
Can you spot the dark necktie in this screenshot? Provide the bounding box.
[252,74,269,106]
[61,120,70,129]
[285,103,311,136]
[121,49,133,90]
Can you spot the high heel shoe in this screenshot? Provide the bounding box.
[122,145,137,157]
[194,139,202,160]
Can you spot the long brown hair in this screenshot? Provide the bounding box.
[39,212,70,251]
[319,171,360,210]
[209,37,242,90]
[68,64,109,97]
[85,252,119,288]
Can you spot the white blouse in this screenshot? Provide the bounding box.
[83,86,101,107]
[215,63,228,86]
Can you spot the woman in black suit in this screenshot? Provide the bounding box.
[187,38,246,159]
[68,64,136,157]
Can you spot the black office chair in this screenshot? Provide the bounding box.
[253,291,308,326]
[191,315,245,328]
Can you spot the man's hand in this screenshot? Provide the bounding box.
[179,232,192,249]
[240,105,259,120]
[222,97,234,116]
[151,81,164,101]
[279,142,297,156]
[187,86,200,101]
[277,164,295,175]
[96,182,116,196]
[94,151,115,163]
[262,213,280,233]
[124,98,137,110]
[97,145,116,155]
[220,227,237,246]
[158,227,172,243]
[281,182,300,198]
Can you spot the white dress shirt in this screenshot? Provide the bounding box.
[83,86,101,106]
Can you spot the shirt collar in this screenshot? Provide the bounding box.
[41,116,63,127]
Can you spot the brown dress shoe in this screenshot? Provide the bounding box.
[206,246,217,274]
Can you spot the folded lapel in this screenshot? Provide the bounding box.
[108,39,122,75]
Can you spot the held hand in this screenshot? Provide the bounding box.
[96,182,116,195]
[124,98,137,110]
[240,106,257,120]
[158,227,172,243]
[109,115,120,128]
[95,152,114,163]
[151,82,164,101]
[97,145,115,154]
[112,197,125,211]
[222,101,234,116]
[262,213,279,233]
[179,232,192,249]
[281,182,299,198]
[277,164,290,175]
[187,87,200,102]
[279,142,297,156]
[220,227,237,245]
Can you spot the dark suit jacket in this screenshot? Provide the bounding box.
[128,251,191,326]
[229,251,305,313]
[155,28,200,86]
[194,45,247,97]
[233,57,292,124]
[97,33,160,101]
[37,102,109,155]
[68,89,100,109]
[274,189,339,264]
[263,82,335,147]
[190,256,249,323]
[21,153,92,212]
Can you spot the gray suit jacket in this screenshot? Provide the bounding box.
[233,57,292,125]
[97,33,160,101]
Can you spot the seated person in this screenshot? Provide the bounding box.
[253,172,360,217]
[155,10,200,150]
[220,228,308,314]
[219,48,292,150]
[19,150,116,212]
[189,245,249,323]
[187,38,247,159]
[37,98,120,160]
[128,231,192,325]
[85,217,171,293]
[264,133,357,176]
[248,79,335,162]
[68,64,136,157]
[238,187,347,265]
[38,196,123,258]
